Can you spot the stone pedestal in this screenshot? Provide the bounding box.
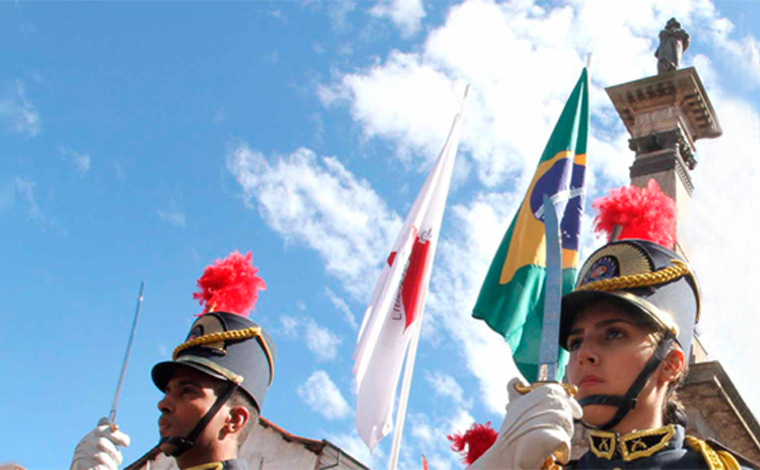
[606,67,721,258]
[681,361,760,466]
[598,67,760,466]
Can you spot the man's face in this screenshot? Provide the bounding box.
[157,366,226,441]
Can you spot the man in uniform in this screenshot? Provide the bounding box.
[71,252,275,470]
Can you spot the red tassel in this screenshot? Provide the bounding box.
[193,251,266,316]
[447,422,498,465]
[592,179,676,248]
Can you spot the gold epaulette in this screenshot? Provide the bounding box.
[184,463,224,470]
[685,435,741,470]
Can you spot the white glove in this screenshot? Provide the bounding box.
[469,378,582,470]
[71,417,131,470]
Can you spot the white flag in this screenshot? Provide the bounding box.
[353,87,469,451]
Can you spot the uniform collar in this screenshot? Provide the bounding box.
[588,424,680,462]
[185,459,249,470]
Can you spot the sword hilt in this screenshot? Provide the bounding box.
[514,381,578,397]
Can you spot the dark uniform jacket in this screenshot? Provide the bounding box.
[568,425,753,470]
[185,459,248,470]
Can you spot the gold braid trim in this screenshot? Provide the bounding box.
[577,259,690,293]
[185,464,223,470]
[685,435,726,470]
[718,451,742,470]
[172,326,275,385]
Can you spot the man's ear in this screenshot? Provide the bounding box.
[225,405,250,435]
[659,347,686,384]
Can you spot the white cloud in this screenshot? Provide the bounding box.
[424,454,455,470]
[14,176,43,222]
[700,11,760,87]
[449,407,477,437]
[327,0,356,32]
[227,144,401,299]
[156,208,186,227]
[370,0,425,37]
[318,52,465,169]
[406,409,476,469]
[325,429,386,469]
[213,107,226,123]
[425,371,471,408]
[297,370,351,420]
[305,319,342,362]
[682,92,760,411]
[60,147,91,175]
[279,315,299,340]
[0,179,15,213]
[318,0,752,189]
[422,190,524,414]
[113,162,126,180]
[326,287,358,330]
[0,80,40,137]
[409,413,436,447]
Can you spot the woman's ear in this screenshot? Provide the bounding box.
[660,347,686,384]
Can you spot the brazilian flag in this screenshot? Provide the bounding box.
[473,68,589,381]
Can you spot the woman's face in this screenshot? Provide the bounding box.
[565,300,661,429]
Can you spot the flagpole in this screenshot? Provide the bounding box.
[387,315,424,470]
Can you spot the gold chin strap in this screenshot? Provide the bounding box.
[576,259,700,321]
[172,326,275,385]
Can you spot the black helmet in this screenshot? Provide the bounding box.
[561,239,700,356]
[559,239,700,430]
[152,311,276,412]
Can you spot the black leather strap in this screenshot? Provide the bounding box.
[580,333,675,431]
[160,382,239,457]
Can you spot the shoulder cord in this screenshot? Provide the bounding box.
[685,435,742,470]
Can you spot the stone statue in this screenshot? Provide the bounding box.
[655,18,690,74]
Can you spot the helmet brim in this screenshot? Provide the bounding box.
[560,290,679,351]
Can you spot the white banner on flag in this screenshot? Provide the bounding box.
[353,86,470,453]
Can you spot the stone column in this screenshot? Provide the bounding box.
[605,66,721,261]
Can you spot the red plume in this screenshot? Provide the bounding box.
[447,422,498,465]
[592,179,676,248]
[193,251,266,316]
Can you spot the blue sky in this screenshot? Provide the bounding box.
[4,1,760,469]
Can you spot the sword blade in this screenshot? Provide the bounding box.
[109,281,145,425]
[537,194,562,382]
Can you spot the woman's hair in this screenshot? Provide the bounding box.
[644,322,689,427]
[663,369,689,426]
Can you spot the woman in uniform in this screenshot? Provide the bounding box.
[470,237,752,470]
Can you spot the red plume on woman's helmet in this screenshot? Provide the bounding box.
[592,179,677,249]
[447,422,498,465]
[193,251,266,316]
